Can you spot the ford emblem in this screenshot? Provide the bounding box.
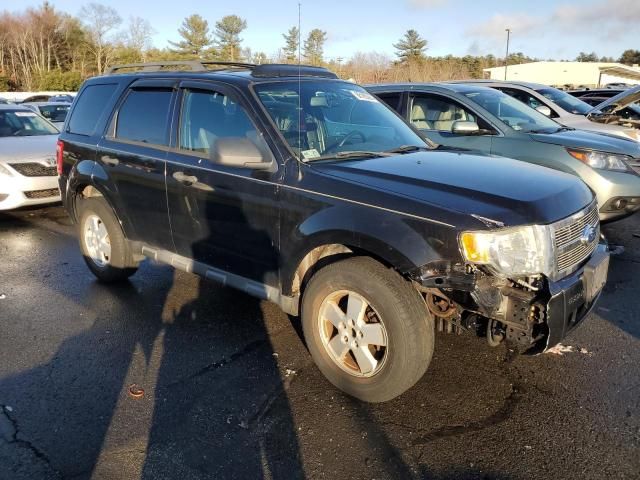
[580,225,597,245]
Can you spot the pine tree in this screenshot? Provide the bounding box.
[303,29,327,66]
[393,29,427,63]
[214,15,247,62]
[169,14,213,58]
[619,49,640,66]
[282,26,299,63]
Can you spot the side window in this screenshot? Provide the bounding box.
[178,89,258,154]
[68,83,117,136]
[409,94,477,132]
[376,93,402,112]
[498,87,555,116]
[115,89,172,145]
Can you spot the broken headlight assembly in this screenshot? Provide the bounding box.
[459,225,554,278]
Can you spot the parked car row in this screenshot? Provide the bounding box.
[47,61,621,403]
[367,82,640,222]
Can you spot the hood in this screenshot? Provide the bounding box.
[529,128,640,156]
[0,134,58,162]
[313,151,593,227]
[588,85,640,115]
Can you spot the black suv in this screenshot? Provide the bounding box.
[58,61,608,402]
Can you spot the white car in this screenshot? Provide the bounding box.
[0,105,61,210]
[450,80,640,143]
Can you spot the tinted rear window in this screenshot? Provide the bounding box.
[68,84,117,135]
[115,89,172,145]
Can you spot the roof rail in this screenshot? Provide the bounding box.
[252,64,338,79]
[104,61,338,79]
[104,61,256,75]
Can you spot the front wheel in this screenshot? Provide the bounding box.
[301,257,434,402]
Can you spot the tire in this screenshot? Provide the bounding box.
[301,256,434,402]
[77,197,138,282]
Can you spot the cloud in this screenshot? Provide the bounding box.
[466,13,543,41]
[552,0,640,26]
[406,0,449,9]
[465,0,640,48]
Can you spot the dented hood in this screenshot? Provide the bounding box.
[588,85,640,115]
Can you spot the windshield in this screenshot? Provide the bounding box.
[463,88,561,133]
[0,109,59,137]
[536,87,592,115]
[254,81,427,160]
[37,104,70,123]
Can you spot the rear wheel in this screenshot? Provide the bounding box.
[301,257,435,402]
[77,197,138,282]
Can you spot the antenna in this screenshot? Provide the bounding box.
[297,2,302,160]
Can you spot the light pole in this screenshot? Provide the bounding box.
[504,28,511,80]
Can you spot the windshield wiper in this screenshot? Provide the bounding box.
[306,150,392,162]
[384,145,431,154]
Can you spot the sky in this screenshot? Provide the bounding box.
[14,0,640,61]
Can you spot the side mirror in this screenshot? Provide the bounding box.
[451,121,480,135]
[535,105,552,117]
[210,137,275,171]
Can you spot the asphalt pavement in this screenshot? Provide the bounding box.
[0,205,638,480]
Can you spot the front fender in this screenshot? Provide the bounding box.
[280,201,457,295]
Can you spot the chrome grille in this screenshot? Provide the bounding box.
[553,202,599,277]
[10,162,57,177]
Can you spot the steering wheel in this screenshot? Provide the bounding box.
[324,130,367,153]
[338,130,366,147]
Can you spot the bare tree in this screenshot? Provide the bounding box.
[124,16,155,61]
[79,2,122,73]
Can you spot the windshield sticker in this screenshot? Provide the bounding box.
[301,149,321,159]
[14,111,36,117]
[351,90,379,103]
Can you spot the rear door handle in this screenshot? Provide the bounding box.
[173,171,198,185]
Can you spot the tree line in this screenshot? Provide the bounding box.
[1,2,639,91]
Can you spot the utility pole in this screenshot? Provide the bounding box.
[504,28,511,80]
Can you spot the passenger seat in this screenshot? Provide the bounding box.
[410,104,432,130]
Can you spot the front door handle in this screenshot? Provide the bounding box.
[173,171,198,185]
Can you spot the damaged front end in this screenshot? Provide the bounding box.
[411,246,608,353]
[409,200,609,353]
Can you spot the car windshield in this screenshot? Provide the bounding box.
[463,88,561,133]
[38,104,69,123]
[536,87,592,115]
[0,110,59,137]
[254,80,427,161]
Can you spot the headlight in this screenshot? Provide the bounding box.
[460,225,554,278]
[567,148,630,171]
[0,164,12,176]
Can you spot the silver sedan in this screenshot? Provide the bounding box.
[0,105,61,210]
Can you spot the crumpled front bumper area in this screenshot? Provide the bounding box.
[544,245,609,350]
